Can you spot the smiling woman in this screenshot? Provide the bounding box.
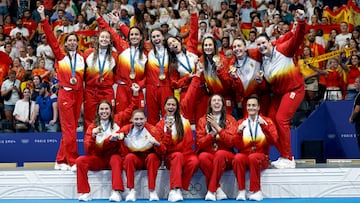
[119,109,166,201]
[195,94,237,201]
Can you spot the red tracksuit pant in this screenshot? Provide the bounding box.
[56,88,83,166]
[123,153,160,190]
[233,153,269,192]
[145,84,173,125]
[267,88,305,160]
[76,154,124,193]
[198,150,234,192]
[166,152,199,190]
[115,84,144,113]
[84,87,114,131]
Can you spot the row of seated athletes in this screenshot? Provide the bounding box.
[72,89,277,202]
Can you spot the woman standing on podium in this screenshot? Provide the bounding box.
[39,5,84,171]
[82,16,118,130]
[94,6,147,114]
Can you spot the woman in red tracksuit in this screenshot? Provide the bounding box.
[76,85,140,202]
[155,96,199,202]
[196,94,237,201]
[39,5,84,170]
[198,36,241,116]
[145,29,173,125]
[82,28,118,130]
[119,109,166,201]
[95,7,147,113]
[227,37,269,117]
[255,9,306,169]
[165,1,201,124]
[233,95,278,201]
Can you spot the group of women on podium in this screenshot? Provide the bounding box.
[37,1,307,201]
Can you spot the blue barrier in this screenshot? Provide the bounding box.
[1,101,359,166]
[295,100,360,161]
[0,132,85,166]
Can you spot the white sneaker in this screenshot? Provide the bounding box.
[270,157,283,166]
[216,187,228,200]
[236,190,246,201]
[78,193,91,201]
[176,188,183,201]
[149,190,159,201]
[168,189,176,202]
[168,189,182,202]
[109,190,122,202]
[248,191,263,201]
[204,191,216,201]
[272,157,296,169]
[71,164,77,172]
[125,189,136,202]
[54,163,70,171]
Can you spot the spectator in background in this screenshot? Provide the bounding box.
[36,34,55,73]
[279,2,294,24]
[50,2,75,23]
[288,0,305,16]
[0,0,9,25]
[239,0,255,23]
[341,54,360,100]
[335,22,352,50]
[11,57,26,81]
[1,70,20,132]
[26,45,38,70]
[30,82,58,132]
[9,19,29,41]
[326,29,338,52]
[3,15,15,36]
[13,87,35,132]
[22,10,37,43]
[57,16,75,34]
[30,75,42,102]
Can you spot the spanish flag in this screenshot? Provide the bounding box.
[347,1,360,26]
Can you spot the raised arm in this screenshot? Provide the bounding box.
[93,6,129,53]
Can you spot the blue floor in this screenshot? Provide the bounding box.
[0,199,359,203]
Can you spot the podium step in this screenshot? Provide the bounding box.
[1,165,360,199]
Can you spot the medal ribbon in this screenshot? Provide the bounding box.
[157,49,166,76]
[98,51,107,80]
[248,115,259,145]
[178,54,192,73]
[235,55,248,69]
[70,53,77,78]
[130,47,139,76]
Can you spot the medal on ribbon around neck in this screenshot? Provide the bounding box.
[258,70,264,77]
[70,77,77,85]
[99,77,104,83]
[229,65,236,73]
[212,55,220,64]
[159,73,166,80]
[213,142,218,151]
[251,144,256,152]
[129,72,136,80]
